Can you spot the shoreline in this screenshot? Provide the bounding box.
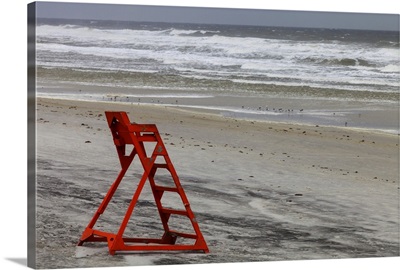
[36,79,399,134]
[37,94,400,136]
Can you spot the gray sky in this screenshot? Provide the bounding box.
[34,2,399,31]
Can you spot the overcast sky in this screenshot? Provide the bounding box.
[33,2,399,31]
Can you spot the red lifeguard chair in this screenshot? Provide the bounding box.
[78,111,209,255]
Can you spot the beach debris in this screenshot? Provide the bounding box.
[84,140,91,143]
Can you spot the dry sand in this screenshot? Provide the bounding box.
[35,97,399,268]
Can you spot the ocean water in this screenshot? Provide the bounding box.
[36,18,399,132]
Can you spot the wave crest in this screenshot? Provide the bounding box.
[304,57,375,67]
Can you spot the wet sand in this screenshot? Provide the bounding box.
[35,97,399,268]
[38,82,400,133]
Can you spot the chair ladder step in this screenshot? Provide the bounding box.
[153,163,169,169]
[154,185,179,192]
[161,208,188,216]
[137,134,157,142]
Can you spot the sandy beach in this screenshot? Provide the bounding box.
[35,96,399,268]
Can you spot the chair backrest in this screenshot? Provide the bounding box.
[105,111,134,145]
